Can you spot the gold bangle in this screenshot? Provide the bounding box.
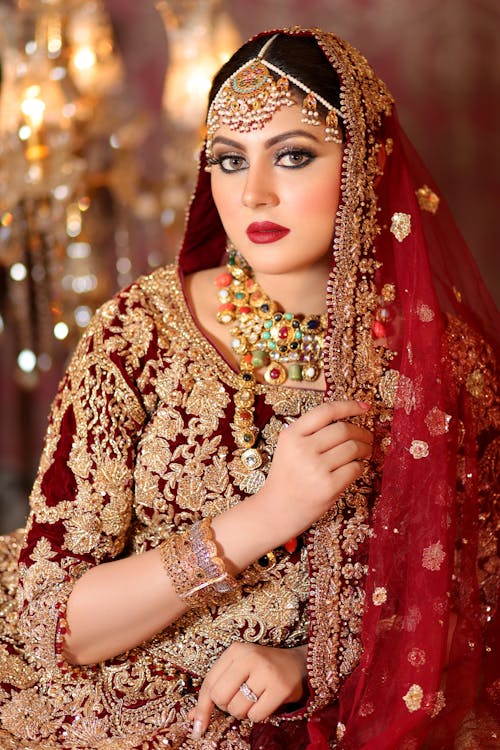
[159,518,237,607]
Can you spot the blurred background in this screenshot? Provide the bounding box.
[0,0,499,532]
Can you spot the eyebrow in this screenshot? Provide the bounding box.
[211,129,321,149]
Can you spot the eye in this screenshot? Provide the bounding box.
[275,148,315,169]
[210,153,248,173]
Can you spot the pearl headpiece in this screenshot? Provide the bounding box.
[206,34,343,157]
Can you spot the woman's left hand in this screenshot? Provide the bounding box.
[190,642,307,739]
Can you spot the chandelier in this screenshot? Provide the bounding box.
[0,0,143,386]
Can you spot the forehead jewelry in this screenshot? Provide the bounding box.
[206,34,343,159]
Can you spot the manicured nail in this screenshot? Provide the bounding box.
[192,719,203,740]
[357,401,371,410]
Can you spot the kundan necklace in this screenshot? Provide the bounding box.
[215,249,327,496]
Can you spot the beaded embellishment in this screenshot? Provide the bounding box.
[215,249,326,492]
[206,34,343,157]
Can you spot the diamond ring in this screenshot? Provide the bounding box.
[239,681,258,702]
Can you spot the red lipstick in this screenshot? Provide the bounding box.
[246,221,290,244]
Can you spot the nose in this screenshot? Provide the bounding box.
[241,163,279,209]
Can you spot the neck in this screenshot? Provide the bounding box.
[252,262,330,314]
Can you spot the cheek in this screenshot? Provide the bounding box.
[290,180,340,230]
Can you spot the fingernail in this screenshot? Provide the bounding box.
[357,400,371,410]
[192,719,203,740]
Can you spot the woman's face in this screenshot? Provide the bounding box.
[209,105,344,277]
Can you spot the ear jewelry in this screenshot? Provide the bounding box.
[206,34,343,159]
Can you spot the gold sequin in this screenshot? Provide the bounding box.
[425,407,451,436]
[409,440,429,459]
[403,684,424,712]
[416,302,435,322]
[422,541,446,571]
[466,369,485,398]
[390,212,412,242]
[372,587,387,606]
[415,185,440,214]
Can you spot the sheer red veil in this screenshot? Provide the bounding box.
[180,28,499,750]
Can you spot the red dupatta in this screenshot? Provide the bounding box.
[179,28,499,749]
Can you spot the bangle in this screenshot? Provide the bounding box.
[159,518,237,607]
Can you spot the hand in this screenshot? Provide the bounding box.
[189,642,307,739]
[255,400,373,546]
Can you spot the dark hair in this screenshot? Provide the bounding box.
[208,33,342,115]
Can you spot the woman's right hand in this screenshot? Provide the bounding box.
[255,400,373,546]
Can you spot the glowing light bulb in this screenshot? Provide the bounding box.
[73,46,96,71]
[54,321,69,340]
[18,349,37,373]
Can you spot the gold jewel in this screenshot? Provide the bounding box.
[215,249,326,490]
[206,34,343,158]
[159,518,237,608]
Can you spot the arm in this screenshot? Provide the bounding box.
[64,400,372,664]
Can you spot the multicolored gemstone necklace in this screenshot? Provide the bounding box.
[215,249,327,499]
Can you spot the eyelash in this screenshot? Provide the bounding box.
[207,147,316,174]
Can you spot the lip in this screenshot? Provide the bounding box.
[246,221,290,244]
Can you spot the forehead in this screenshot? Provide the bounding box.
[210,105,325,147]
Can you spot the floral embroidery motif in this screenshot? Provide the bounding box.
[416,302,435,322]
[390,212,412,242]
[415,185,440,214]
[425,407,452,436]
[409,440,429,459]
[407,647,426,667]
[422,541,446,571]
[403,683,424,712]
[372,587,387,605]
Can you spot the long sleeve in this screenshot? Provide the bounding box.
[16,289,150,674]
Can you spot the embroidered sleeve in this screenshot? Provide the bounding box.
[16,287,152,673]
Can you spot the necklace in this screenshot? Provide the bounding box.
[215,250,327,497]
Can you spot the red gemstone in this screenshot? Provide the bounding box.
[218,302,235,312]
[270,368,281,380]
[372,321,386,339]
[215,272,233,288]
[240,409,251,421]
[239,306,251,314]
[284,537,298,554]
[243,352,252,364]
[278,326,289,339]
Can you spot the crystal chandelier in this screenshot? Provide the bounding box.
[156,0,241,251]
[0,0,142,386]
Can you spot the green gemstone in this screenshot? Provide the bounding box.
[284,312,293,321]
[295,330,302,340]
[262,331,271,340]
[251,350,267,367]
[264,320,272,329]
[269,341,276,349]
[235,292,244,299]
[288,364,303,381]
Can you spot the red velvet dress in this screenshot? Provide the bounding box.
[0,27,498,750]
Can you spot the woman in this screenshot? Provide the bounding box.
[0,27,498,750]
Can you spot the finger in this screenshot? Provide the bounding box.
[326,458,365,492]
[226,681,261,720]
[324,439,372,473]
[191,689,216,739]
[295,400,370,436]
[246,685,292,724]
[313,421,373,453]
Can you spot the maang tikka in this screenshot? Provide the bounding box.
[206,34,343,158]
